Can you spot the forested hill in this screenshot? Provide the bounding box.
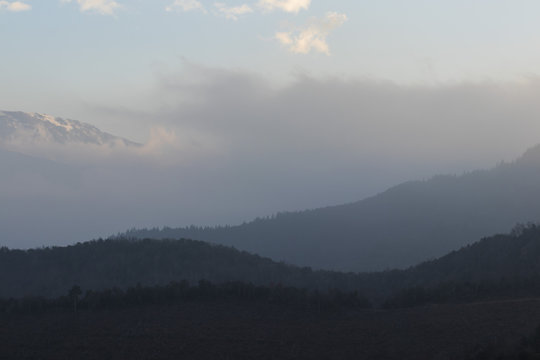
[379,224,540,307]
[398,223,540,286]
[5,225,540,303]
[121,144,540,272]
[0,238,363,299]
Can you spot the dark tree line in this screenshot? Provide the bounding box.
[0,280,371,315]
[383,277,540,309]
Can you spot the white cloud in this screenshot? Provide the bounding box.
[61,0,120,15]
[275,12,347,55]
[166,0,206,13]
[214,2,253,20]
[258,0,310,13]
[0,1,31,12]
[275,32,293,45]
[165,0,310,19]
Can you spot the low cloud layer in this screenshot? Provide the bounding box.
[7,65,540,249]
[147,65,540,171]
[85,65,540,207]
[1,125,210,168]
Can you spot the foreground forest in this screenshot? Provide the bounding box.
[5,226,540,358]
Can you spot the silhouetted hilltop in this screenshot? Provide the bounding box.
[395,223,540,287]
[5,224,540,304]
[121,144,540,271]
[0,238,364,299]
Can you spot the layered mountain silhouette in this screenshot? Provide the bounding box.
[4,109,540,273]
[123,144,540,271]
[4,224,540,303]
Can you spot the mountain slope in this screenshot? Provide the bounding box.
[399,224,540,286]
[122,144,540,271]
[0,110,140,147]
[0,110,148,248]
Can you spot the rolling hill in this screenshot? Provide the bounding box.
[0,238,363,299]
[4,224,540,303]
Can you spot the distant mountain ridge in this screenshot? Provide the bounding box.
[0,110,140,147]
[0,110,146,247]
[121,144,540,271]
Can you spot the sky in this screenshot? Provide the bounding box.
[4,1,540,245]
[3,1,540,140]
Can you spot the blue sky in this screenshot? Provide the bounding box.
[3,1,540,81]
[3,0,540,140]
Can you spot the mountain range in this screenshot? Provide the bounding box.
[0,110,139,147]
[123,145,540,271]
[4,109,540,272]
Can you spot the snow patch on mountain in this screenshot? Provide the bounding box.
[39,113,74,132]
[0,110,140,147]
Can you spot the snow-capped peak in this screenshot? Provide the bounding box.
[34,113,74,132]
[0,110,140,147]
